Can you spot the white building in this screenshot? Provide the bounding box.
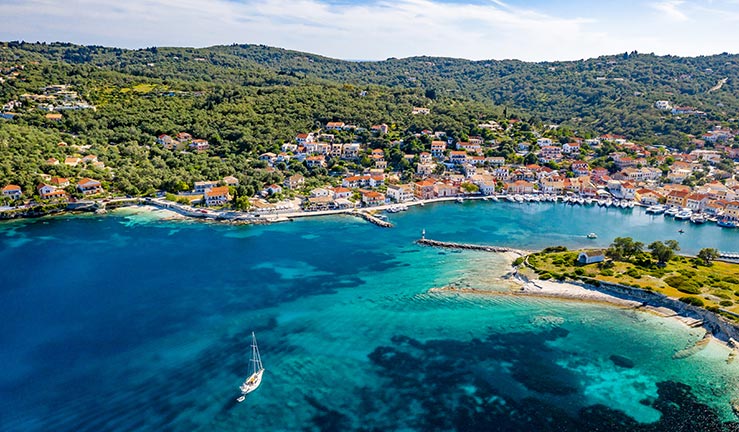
[655,100,672,110]
[386,184,414,202]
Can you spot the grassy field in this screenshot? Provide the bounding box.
[525,249,739,315]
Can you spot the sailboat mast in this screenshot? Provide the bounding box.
[250,332,258,375]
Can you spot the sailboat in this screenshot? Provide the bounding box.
[237,332,265,402]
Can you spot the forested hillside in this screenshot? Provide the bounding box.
[5,42,737,148]
[0,42,503,196]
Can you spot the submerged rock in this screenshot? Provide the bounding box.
[610,354,635,368]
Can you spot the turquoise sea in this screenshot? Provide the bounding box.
[1,201,739,431]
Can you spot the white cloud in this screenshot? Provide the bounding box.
[651,1,689,21]
[0,0,737,61]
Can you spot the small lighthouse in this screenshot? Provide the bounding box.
[421,228,426,239]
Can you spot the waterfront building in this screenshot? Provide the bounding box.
[204,186,230,206]
[76,178,103,195]
[361,190,385,206]
[194,181,219,194]
[2,184,22,199]
[386,184,414,203]
[414,179,436,200]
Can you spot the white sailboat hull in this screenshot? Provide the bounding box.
[238,368,264,401]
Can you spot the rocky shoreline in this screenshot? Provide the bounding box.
[432,259,739,355]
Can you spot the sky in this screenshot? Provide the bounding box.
[1,0,739,61]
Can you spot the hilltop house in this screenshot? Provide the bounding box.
[325,121,345,130]
[64,157,81,166]
[431,141,447,159]
[189,139,209,152]
[157,134,173,148]
[50,177,70,187]
[284,174,305,190]
[176,132,192,143]
[222,176,239,187]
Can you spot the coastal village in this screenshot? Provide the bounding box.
[3,98,739,227]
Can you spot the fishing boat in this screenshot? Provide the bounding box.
[456,197,464,203]
[718,218,738,228]
[587,232,598,239]
[237,332,265,402]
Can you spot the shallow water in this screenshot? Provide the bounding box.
[1,201,738,431]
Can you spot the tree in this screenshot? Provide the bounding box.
[696,248,720,266]
[460,182,479,194]
[649,240,679,266]
[233,196,251,211]
[608,237,644,261]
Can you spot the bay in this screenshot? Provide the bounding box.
[1,201,738,431]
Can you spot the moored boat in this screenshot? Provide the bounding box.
[237,332,265,402]
[664,207,679,217]
[689,213,706,224]
[646,205,666,215]
[674,208,693,220]
[718,218,738,228]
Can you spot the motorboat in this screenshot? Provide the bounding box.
[646,205,666,215]
[674,209,693,220]
[690,213,706,224]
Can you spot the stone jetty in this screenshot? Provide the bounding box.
[417,238,525,255]
[353,211,394,228]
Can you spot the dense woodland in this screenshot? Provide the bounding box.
[0,42,737,196]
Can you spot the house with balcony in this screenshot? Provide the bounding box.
[37,184,68,201]
[2,184,22,200]
[665,190,689,208]
[361,190,386,206]
[194,181,219,194]
[284,174,305,190]
[204,186,230,206]
[431,141,446,159]
[414,179,436,200]
[386,184,414,203]
[449,151,468,165]
[77,178,103,195]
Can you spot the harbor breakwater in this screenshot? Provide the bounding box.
[417,238,526,255]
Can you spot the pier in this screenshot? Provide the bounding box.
[417,238,525,255]
[352,211,394,228]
